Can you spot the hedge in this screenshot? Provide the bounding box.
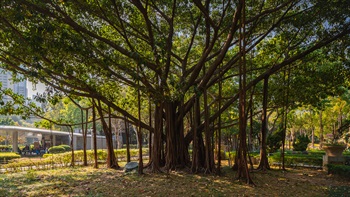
[58,145,72,152]
[268,152,323,166]
[327,164,350,179]
[48,146,66,154]
[2,148,149,172]
[0,152,21,163]
[0,145,11,151]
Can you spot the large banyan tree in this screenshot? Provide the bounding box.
[1,0,349,182]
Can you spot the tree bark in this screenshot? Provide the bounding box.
[124,116,131,163]
[311,128,315,149]
[137,77,143,175]
[236,0,253,184]
[150,103,164,172]
[216,70,222,175]
[92,100,98,168]
[96,100,119,169]
[148,98,152,164]
[191,95,201,173]
[69,126,75,167]
[82,109,88,166]
[203,77,214,173]
[257,77,271,171]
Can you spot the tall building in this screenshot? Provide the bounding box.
[0,69,28,102]
[13,80,28,99]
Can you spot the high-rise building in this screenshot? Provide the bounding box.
[0,69,28,102]
[13,80,28,99]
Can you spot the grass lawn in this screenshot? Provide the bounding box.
[0,161,349,197]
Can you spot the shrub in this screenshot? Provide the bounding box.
[293,134,310,151]
[267,129,283,153]
[3,158,52,172]
[327,164,350,179]
[58,145,72,151]
[48,146,66,154]
[42,154,53,158]
[0,145,11,151]
[268,152,323,166]
[0,152,21,163]
[3,148,149,173]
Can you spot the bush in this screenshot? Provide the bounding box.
[327,164,350,179]
[0,145,12,151]
[48,146,66,154]
[3,148,149,173]
[0,152,21,162]
[267,129,283,153]
[293,134,310,151]
[268,152,323,166]
[42,154,53,158]
[58,145,71,151]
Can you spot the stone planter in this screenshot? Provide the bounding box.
[322,144,346,171]
[323,144,346,157]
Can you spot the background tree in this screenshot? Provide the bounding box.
[0,0,349,183]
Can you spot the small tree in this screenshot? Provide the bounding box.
[267,129,283,153]
[293,134,311,151]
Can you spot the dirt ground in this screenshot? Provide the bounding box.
[0,161,349,197]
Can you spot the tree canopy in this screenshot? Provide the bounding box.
[1,0,349,182]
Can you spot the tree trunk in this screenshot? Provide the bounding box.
[203,83,214,173]
[124,116,131,163]
[236,0,253,184]
[137,80,143,175]
[164,101,188,170]
[179,100,189,166]
[149,102,164,172]
[311,128,315,149]
[319,111,324,148]
[216,72,222,175]
[69,126,75,167]
[281,65,291,171]
[148,99,152,164]
[92,101,98,168]
[82,109,88,166]
[248,87,255,153]
[257,76,270,171]
[164,101,176,170]
[96,100,118,169]
[192,96,201,173]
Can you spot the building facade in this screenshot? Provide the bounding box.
[0,69,28,101]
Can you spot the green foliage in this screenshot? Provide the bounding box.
[267,129,283,153]
[293,134,311,151]
[0,152,20,162]
[42,154,53,158]
[0,145,11,151]
[48,146,66,154]
[25,170,39,182]
[327,164,350,179]
[58,144,72,152]
[0,0,349,175]
[268,151,323,167]
[0,117,15,125]
[3,148,149,172]
[47,145,71,154]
